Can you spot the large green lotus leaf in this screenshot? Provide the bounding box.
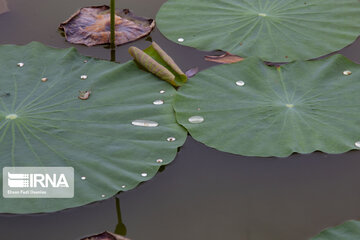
[174,55,360,157]
[311,220,360,240]
[0,42,186,213]
[156,0,360,62]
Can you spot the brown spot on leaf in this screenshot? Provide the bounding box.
[81,231,130,240]
[59,6,155,46]
[204,52,244,64]
[0,92,10,97]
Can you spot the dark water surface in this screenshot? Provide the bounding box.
[1,0,360,239]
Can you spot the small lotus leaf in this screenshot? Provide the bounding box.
[59,6,155,46]
[174,55,360,157]
[311,220,360,240]
[0,42,186,213]
[156,0,360,62]
[129,42,187,87]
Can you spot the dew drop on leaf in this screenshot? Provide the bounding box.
[188,116,204,124]
[153,100,164,105]
[236,80,245,86]
[131,120,159,127]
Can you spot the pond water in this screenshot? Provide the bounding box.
[1,0,360,239]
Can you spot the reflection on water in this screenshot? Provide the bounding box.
[0,0,8,15]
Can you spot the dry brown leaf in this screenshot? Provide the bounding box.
[59,5,155,46]
[81,231,130,240]
[204,52,244,64]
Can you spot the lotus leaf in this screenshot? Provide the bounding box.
[0,42,186,213]
[129,42,187,87]
[60,6,155,46]
[156,0,360,62]
[311,220,360,240]
[174,55,360,157]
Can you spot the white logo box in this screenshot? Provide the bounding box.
[3,167,74,198]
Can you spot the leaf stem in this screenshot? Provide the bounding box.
[110,0,115,49]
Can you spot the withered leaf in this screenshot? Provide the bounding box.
[81,231,130,240]
[59,5,155,46]
[204,52,244,64]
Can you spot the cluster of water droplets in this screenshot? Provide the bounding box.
[11,59,360,201]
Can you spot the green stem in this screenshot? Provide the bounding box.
[114,196,127,236]
[110,0,115,49]
[111,48,116,62]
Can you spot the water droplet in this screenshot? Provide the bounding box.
[178,38,184,42]
[80,75,88,80]
[81,176,86,180]
[160,90,165,94]
[6,114,18,120]
[41,77,48,82]
[236,80,245,86]
[258,13,267,17]
[17,62,24,67]
[122,185,126,188]
[101,194,106,198]
[343,70,352,76]
[355,141,360,148]
[188,115,204,124]
[141,173,148,177]
[167,137,176,142]
[156,159,163,163]
[286,104,294,108]
[83,60,88,63]
[78,90,91,100]
[132,120,159,127]
[153,100,164,105]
